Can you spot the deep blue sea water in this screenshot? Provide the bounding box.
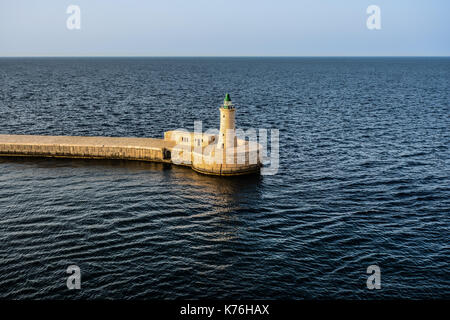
[0,57,449,299]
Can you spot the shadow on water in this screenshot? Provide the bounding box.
[0,154,264,233]
[0,156,266,299]
[0,156,263,205]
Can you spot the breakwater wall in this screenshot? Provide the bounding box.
[0,134,174,163]
[0,134,261,176]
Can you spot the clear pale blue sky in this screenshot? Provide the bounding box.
[1,0,449,56]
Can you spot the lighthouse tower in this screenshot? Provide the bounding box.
[217,93,236,150]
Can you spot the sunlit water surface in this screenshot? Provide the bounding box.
[0,57,449,299]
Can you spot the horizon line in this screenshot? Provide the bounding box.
[1,55,449,58]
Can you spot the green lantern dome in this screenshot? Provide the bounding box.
[224,93,231,102]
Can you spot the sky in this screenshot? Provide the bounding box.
[0,0,449,56]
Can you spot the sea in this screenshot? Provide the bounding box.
[0,57,449,299]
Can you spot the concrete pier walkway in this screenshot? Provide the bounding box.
[0,96,263,176]
[0,134,175,163]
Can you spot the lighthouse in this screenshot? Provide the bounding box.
[217,93,236,150]
[163,94,261,175]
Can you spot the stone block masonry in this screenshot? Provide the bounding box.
[0,134,175,163]
[0,94,263,176]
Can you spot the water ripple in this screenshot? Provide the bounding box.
[0,57,449,299]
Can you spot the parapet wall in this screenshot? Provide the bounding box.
[192,161,260,176]
[0,143,166,162]
[0,135,174,163]
[191,149,261,176]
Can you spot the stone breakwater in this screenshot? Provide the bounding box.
[0,134,175,163]
[0,134,261,176]
[0,95,263,176]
